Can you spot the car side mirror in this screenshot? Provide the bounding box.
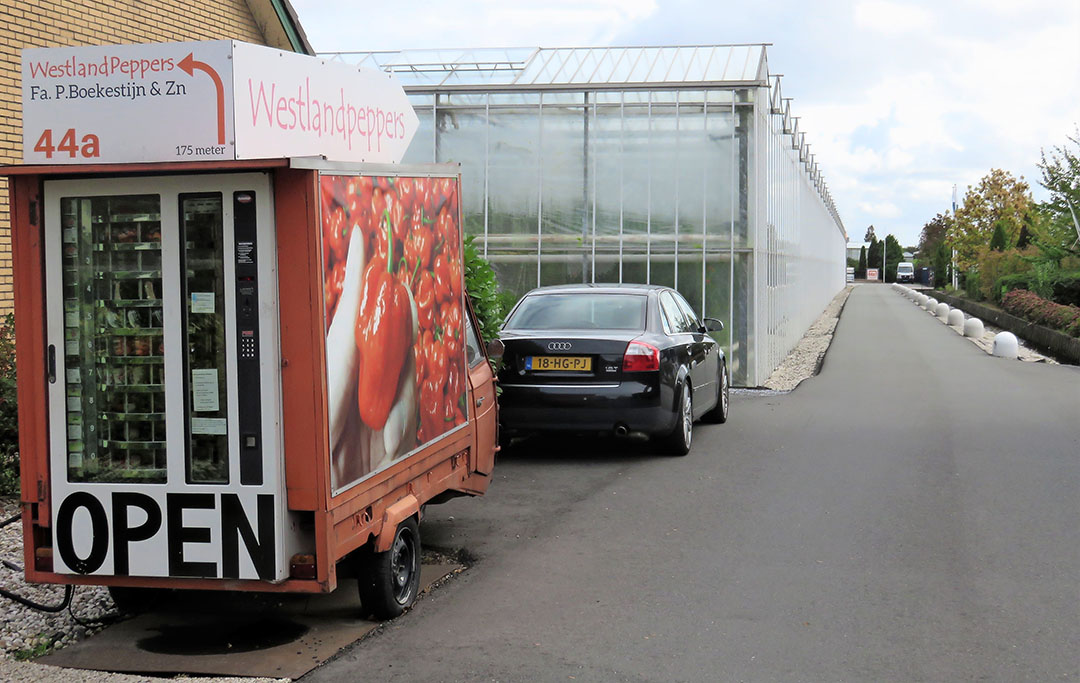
[702,317,724,332]
[486,338,505,359]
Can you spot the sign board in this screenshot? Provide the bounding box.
[22,41,419,165]
[866,268,879,281]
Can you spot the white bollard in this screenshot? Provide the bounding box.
[935,303,950,319]
[963,317,984,338]
[947,309,965,327]
[992,331,1019,359]
[925,297,938,311]
[916,294,928,306]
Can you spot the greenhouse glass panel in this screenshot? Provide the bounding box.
[703,254,732,350]
[490,258,538,299]
[539,250,586,287]
[704,105,736,245]
[539,97,588,241]
[402,99,434,164]
[486,98,540,239]
[435,104,486,233]
[591,102,625,279]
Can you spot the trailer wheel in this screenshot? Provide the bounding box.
[358,517,421,620]
[108,586,162,614]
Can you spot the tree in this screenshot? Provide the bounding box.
[864,225,876,244]
[857,245,867,278]
[946,169,1034,269]
[989,220,1009,251]
[917,213,953,285]
[1036,129,1080,254]
[866,234,902,280]
[1016,223,1032,249]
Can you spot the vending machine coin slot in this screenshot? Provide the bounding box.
[234,192,263,485]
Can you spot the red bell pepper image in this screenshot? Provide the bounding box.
[354,253,413,431]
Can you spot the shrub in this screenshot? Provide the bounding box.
[463,235,507,341]
[1001,289,1080,337]
[975,245,1037,302]
[996,269,1080,307]
[0,313,17,495]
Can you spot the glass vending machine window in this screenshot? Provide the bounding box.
[60,194,166,483]
[180,194,229,483]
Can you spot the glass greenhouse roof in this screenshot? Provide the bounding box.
[325,45,769,91]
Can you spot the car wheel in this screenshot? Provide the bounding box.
[662,383,692,456]
[702,361,729,424]
[358,517,422,620]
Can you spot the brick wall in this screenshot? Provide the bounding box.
[0,0,279,316]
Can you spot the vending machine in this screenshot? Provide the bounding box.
[44,172,284,580]
[6,40,499,618]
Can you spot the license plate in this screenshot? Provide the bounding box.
[526,355,591,372]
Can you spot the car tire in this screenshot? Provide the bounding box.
[662,382,693,456]
[358,517,422,620]
[701,361,729,424]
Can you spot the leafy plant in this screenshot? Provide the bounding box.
[1036,128,1080,254]
[463,235,507,341]
[0,313,18,496]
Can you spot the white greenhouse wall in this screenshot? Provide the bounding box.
[750,88,847,386]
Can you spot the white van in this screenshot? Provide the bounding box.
[896,262,915,283]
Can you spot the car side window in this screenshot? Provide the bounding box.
[660,292,693,334]
[673,293,702,332]
[464,306,485,369]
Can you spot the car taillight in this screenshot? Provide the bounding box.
[623,340,660,372]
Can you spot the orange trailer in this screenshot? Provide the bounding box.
[2,155,498,618]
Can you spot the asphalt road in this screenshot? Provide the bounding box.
[306,285,1080,682]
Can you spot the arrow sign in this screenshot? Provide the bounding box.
[231,43,419,164]
[178,52,226,145]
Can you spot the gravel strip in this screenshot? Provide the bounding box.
[761,285,853,392]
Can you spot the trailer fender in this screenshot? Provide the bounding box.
[375,494,420,553]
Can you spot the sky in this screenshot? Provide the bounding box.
[290,0,1080,248]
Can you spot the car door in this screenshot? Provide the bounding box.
[672,292,717,414]
[658,291,697,395]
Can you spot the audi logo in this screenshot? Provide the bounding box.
[547,341,573,351]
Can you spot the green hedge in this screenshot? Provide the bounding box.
[995,270,1080,306]
[1001,289,1080,337]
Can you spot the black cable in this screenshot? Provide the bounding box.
[0,584,72,613]
[0,511,21,529]
[67,591,124,628]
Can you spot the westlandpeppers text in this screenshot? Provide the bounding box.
[27,80,188,102]
[247,78,407,153]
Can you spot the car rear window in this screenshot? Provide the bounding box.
[504,293,647,331]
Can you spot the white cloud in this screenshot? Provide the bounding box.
[854,0,933,33]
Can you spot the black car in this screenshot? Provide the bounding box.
[495,284,729,455]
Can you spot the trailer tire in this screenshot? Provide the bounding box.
[358,517,422,620]
[108,586,163,614]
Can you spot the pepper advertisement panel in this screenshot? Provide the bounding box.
[322,174,467,492]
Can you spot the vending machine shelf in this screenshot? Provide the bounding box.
[101,412,166,422]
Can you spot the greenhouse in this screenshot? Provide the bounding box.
[327,45,847,386]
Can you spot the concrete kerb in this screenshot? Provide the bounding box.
[889,286,1049,363]
[930,290,1080,365]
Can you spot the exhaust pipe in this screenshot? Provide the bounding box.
[613,424,629,437]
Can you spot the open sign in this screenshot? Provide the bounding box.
[54,491,277,580]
